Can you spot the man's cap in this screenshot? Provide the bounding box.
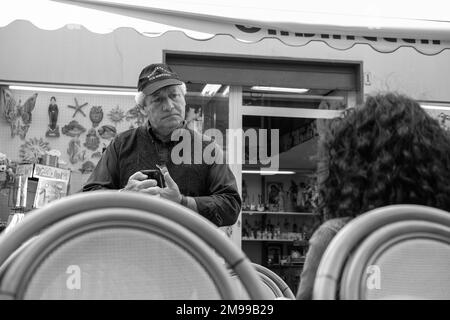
[137,63,183,96]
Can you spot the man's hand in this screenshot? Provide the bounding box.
[128,167,182,204]
[123,171,158,192]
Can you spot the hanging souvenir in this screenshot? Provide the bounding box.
[20,93,38,126]
[83,128,100,151]
[108,105,125,124]
[79,161,95,174]
[67,138,86,165]
[62,120,86,137]
[1,89,38,139]
[1,86,19,137]
[126,105,146,126]
[45,96,60,138]
[19,137,50,164]
[68,98,88,118]
[98,125,117,140]
[91,151,102,159]
[89,105,103,127]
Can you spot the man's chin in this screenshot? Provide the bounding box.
[155,118,183,136]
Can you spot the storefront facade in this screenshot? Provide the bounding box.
[1,9,450,291]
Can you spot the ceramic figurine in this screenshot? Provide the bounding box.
[46,96,60,138]
[80,161,95,174]
[91,151,102,159]
[108,105,125,124]
[62,120,86,137]
[98,125,117,140]
[126,105,146,126]
[84,128,100,151]
[67,137,86,164]
[89,106,103,127]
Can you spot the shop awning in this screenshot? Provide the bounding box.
[2,0,450,56]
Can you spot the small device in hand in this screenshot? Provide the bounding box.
[140,169,165,188]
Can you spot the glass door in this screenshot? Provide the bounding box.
[239,85,352,293]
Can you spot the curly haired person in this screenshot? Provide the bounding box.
[297,92,450,299]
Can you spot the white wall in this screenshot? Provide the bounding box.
[1,20,450,101]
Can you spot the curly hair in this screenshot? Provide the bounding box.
[318,92,450,220]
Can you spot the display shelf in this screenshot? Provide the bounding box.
[242,239,308,245]
[242,210,316,216]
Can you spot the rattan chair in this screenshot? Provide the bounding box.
[252,263,295,299]
[230,263,295,299]
[313,205,450,300]
[0,191,270,300]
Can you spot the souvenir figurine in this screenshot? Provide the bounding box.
[83,128,100,151]
[80,161,95,174]
[46,96,60,137]
[98,125,117,140]
[126,105,146,126]
[108,105,125,124]
[67,137,85,164]
[89,105,103,127]
[91,151,102,159]
[62,120,86,137]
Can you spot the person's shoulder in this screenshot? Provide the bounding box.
[319,217,351,234]
[115,127,139,140]
[109,127,140,147]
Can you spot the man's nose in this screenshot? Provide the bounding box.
[161,99,175,111]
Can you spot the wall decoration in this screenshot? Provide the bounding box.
[45,96,60,138]
[89,105,103,127]
[67,137,86,164]
[62,120,86,137]
[108,105,125,124]
[98,125,117,140]
[79,160,95,174]
[126,105,146,126]
[68,98,88,118]
[19,137,50,164]
[1,86,19,137]
[21,93,38,126]
[91,151,102,159]
[83,128,100,151]
[1,89,38,139]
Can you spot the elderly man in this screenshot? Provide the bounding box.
[83,63,241,226]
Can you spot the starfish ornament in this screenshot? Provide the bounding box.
[68,98,88,118]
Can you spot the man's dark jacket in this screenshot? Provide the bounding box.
[83,122,241,226]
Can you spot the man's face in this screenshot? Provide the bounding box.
[144,85,186,136]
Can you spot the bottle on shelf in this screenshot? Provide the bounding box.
[274,221,281,240]
[249,194,256,211]
[267,218,274,239]
[282,218,290,239]
[257,194,265,212]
